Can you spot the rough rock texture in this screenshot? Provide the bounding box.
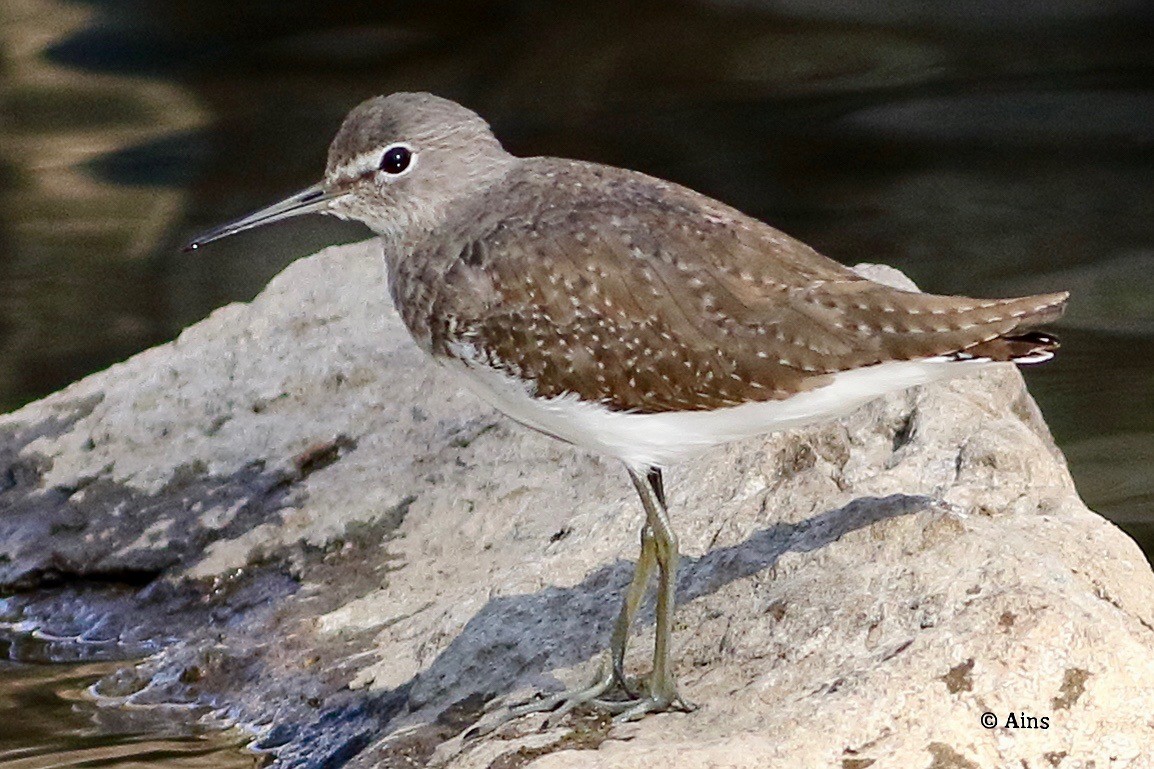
[2,239,1153,768]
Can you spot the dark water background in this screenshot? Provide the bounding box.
[1,0,1152,764]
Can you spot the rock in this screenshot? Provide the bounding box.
[2,239,1152,767]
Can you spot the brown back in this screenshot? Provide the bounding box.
[390,157,1067,414]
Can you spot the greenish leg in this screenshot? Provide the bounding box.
[491,516,658,728]
[611,467,697,721]
[610,523,656,690]
[470,466,694,737]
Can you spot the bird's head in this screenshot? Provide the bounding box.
[185,92,513,250]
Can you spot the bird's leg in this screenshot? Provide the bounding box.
[469,468,692,737]
[486,517,657,729]
[608,467,697,721]
[609,523,656,693]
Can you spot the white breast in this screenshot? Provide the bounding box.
[440,352,990,470]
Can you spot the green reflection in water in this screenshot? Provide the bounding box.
[1023,327,1154,555]
[0,661,255,769]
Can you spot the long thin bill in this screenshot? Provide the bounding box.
[183,183,343,251]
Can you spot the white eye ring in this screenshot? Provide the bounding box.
[377,143,416,178]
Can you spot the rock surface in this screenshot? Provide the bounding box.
[2,239,1153,768]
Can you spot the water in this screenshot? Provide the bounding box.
[0,661,254,769]
[1,0,1152,759]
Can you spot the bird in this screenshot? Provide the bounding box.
[186,92,1068,724]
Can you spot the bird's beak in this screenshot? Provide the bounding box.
[183,182,345,251]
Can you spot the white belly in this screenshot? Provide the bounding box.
[440,354,990,470]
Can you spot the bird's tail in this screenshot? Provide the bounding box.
[941,291,1068,365]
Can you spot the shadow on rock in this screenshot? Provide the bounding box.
[406,493,930,715]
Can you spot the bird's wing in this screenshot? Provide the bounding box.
[422,161,1067,414]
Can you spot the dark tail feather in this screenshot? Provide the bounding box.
[954,331,1061,365]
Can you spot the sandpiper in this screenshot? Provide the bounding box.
[187,92,1068,723]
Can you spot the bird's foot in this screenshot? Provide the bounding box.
[467,665,695,738]
[592,688,697,723]
[468,664,618,737]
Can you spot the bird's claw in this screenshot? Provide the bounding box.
[465,666,694,739]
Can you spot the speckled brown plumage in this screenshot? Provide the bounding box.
[387,157,1067,414]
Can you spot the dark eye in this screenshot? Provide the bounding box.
[379,145,412,175]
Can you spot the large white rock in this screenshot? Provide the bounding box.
[2,239,1152,768]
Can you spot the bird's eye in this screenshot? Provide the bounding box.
[379,145,413,175]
